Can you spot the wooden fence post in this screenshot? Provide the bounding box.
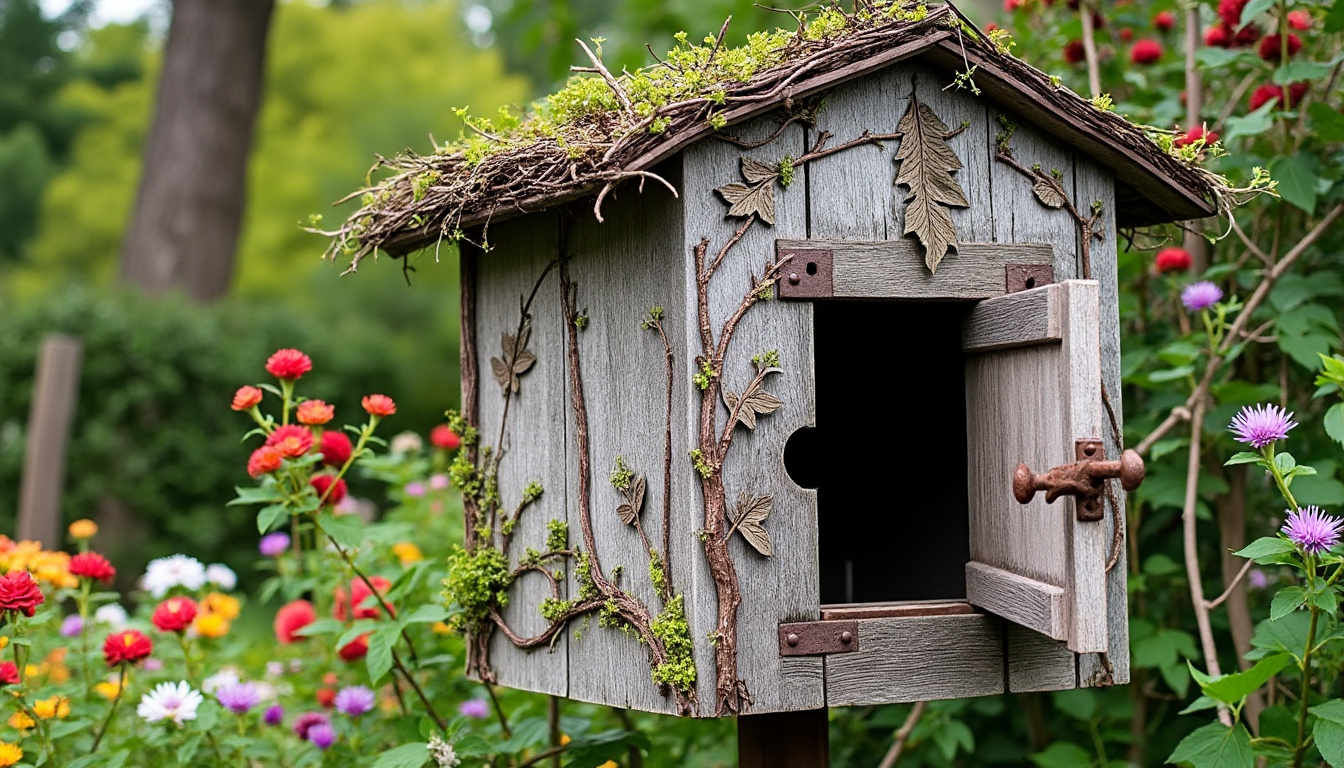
[17,334,83,546]
[738,709,830,768]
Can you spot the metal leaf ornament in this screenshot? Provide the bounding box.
[490,325,537,394]
[616,476,646,526]
[729,491,773,557]
[721,368,784,431]
[893,93,969,273]
[715,158,780,225]
[1032,178,1068,208]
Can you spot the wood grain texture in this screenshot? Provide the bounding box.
[682,115,824,715]
[18,335,82,547]
[961,282,1061,351]
[739,710,830,768]
[474,212,568,697]
[1005,623,1078,692]
[824,614,1004,705]
[774,240,1052,299]
[965,562,1067,640]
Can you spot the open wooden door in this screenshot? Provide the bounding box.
[961,280,1109,654]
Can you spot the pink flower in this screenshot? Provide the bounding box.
[1154,248,1192,273]
[231,386,262,411]
[1131,39,1163,64]
[361,394,396,417]
[266,425,314,458]
[265,349,312,380]
[1153,11,1175,31]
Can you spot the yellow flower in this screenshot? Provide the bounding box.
[560,733,572,746]
[202,592,241,620]
[94,680,122,700]
[0,637,8,651]
[392,542,423,565]
[0,741,21,767]
[193,612,230,638]
[68,519,98,540]
[32,696,69,719]
[23,665,40,680]
[596,761,618,768]
[431,621,453,635]
[6,711,33,731]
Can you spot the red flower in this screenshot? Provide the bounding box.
[1288,10,1311,30]
[265,349,312,380]
[266,425,314,458]
[310,475,347,506]
[319,431,352,467]
[274,600,316,644]
[1258,33,1302,62]
[0,571,44,617]
[430,425,461,450]
[0,662,17,685]
[231,386,263,411]
[1217,0,1247,27]
[337,634,369,661]
[1249,82,1308,111]
[1120,27,1134,42]
[69,552,116,583]
[1064,39,1086,64]
[1233,23,1261,46]
[247,446,284,478]
[1131,39,1163,64]
[1153,11,1175,31]
[361,394,396,417]
[322,672,338,686]
[296,400,334,425]
[103,630,153,667]
[1004,0,1023,10]
[1154,248,1193,273]
[1174,125,1219,148]
[985,22,1000,31]
[333,576,394,622]
[151,597,198,633]
[316,688,336,708]
[1204,24,1232,47]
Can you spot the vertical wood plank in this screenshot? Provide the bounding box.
[475,212,568,697]
[907,62,993,244]
[18,334,82,548]
[739,709,829,768]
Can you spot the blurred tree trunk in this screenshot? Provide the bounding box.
[119,0,275,302]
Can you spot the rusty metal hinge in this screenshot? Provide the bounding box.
[777,249,833,300]
[778,620,858,656]
[1012,439,1146,521]
[1005,263,1054,294]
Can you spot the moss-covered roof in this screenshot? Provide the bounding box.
[318,1,1222,272]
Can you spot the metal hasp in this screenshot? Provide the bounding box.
[776,248,834,299]
[1012,439,1146,522]
[1005,263,1055,293]
[778,620,859,656]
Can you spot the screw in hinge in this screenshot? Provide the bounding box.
[786,633,800,647]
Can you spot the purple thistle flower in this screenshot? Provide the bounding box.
[259,532,291,558]
[60,614,83,638]
[333,685,375,718]
[458,698,490,719]
[215,681,262,714]
[1229,403,1298,448]
[292,711,329,739]
[264,704,284,725]
[1181,281,1223,311]
[307,721,336,750]
[1282,506,1343,554]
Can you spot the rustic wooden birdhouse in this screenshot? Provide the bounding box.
[327,3,1216,721]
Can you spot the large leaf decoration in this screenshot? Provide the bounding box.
[1032,178,1068,208]
[722,370,784,431]
[616,476,646,526]
[729,491,773,557]
[715,157,780,225]
[490,325,536,394]
[893,93,969,273]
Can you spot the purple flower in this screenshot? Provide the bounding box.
[429,473,450,490]
[144,658,164,672]
[259,532,291,558]
[292,711,329,739]
[1282,506,1343,554]
[307,722,336,750]
[60,615,83,638]
[215,681,262,714]
[405,481,427,498]
[1181,281,1223,311]
[333,685,375,718]
[264,704,284,725]
[1229,403,1298,448]
[458,698,490,719]
[1248,568,1269,590]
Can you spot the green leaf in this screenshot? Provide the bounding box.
[319,512,365,550]
[1314,706,1344,765]
[1326,404,1344,447]
[371,743,431,768]
[293,617,344,638]
[1233,536,1295,563]
[1315,587,1339,614]
[1271,587,1309,620]
[1196,47,1250,67]
[1150,366,1195,383]
[1178,695,1219,715]
[1238,0,1276,27]
[1328,0,1344,31]
[1270,154,1318,215]
[336,619,380,650]
[366,626,396,683]
[1225,451,1264,466]
[1195,653,1290,705]
[256,504,288,534]
[400,604,450,626]
[1167,722,1254,767]
[1031,742,1093,768]
[1223,101,1277,144]
[228,484,286,506]
[1273,61,1337,85]
[1309,103,1344,142]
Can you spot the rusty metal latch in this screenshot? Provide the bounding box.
[778,620,858,656]
[1012,439,1146,521]
[776,249,834,299]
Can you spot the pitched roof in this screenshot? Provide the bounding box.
[321,3,1219,268]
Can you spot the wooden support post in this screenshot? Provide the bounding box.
[738,709,829,768]
[17,334,83,547]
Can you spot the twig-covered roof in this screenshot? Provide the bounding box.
[318,2,1222,272]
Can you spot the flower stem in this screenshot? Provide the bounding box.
[391,649,446,732]
[1293,555,1321,767]
[90,664,127,753]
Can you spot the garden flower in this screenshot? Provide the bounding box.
[216,681,262,714]
[6,712,32,731]
[362,394,397,417]
[0,741,20,767]
[259,532,291,557]
[142,554,207,597]
[1131,39,1163,64]
[143,658,164,672]
[1154,247,1192,273]
[405,481,426,497]
[94,678,122,700]
[319,430,353,467]
[1288,10,1312,29]
[231,386,263,411]
[0,663,17,685]
[69,552,116,583]
[267,425,315,458]
[1282,506,1342,554]
[428,734,460,767]
[431,425,461,450]
[337,634,369,661]
[104,630,153,666]
[137,681,203,725]
[458,698,490,719]
[390,431,423,454]
[1180,281,1223,311]
[430,473,450,490]
[0,571,44,617]
[1063,39,1085,64]
[1153,10,1175,30]
[334,575,394,621]
[68,519,98,540]
[393,542,423,564]
[202,592,241,620]
[296,399,334,425]
[32,696,69,719]
[60,615,83,638]
[265,348,312,380]
[205,563,237,590]
[310,475,347,506]
[247,446,284,478]
[334,685,376,717]
[1258,33,1302,62]
[274,599,316,643]
[292,711,329,739]
[308,721,336,750]
[94,603,129,628]
[1205,23,1232,47]
[316,687,336,708]
[1173,126,1218,148]
[1248,568,1269,589]
[203,669,241,693]
[1229,403,1298,448]
[152,596,199,633]
[264,704,284,725]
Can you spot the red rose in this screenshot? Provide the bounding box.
[1250,83,1308,111]
[296,400,334,426]
[1258,33,1302,62]
[1288,82,1309,104]
[316,688,336,708]
[1204,24,1232,47]
[247,446,284,478]
[1174,125,1219,148]
[337,634,369,661]
[1153,11,1175,31]
[151,596,198,633]
[0,571,45,617]
[1131,39,1163,64]
[103,630,153,667]
[0,662,17,685]
[69,552,116,583]
[265,349,312,380]
[1233,23,1261,46]
[319,431,352,467]
[231,386,263,411]
[333,576,394,622]
[361,394,396,418]
[430,425,461,450]
[266,425,314,458]
[1064,40,1086,64]
[274,599,316,644]
[1217,0,1246,27]
[1120,27,1134,42]
[1154,248,1193,273]
[1288,10,1311,30]
[310,475,347,506]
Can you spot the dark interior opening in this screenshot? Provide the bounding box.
[786,300,973,605]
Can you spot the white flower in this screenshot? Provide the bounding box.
[142,555,207,598]
[265,661,284,677]
[137,681,203,725]
[93,603,129,629]
[390,431,423,454]
[202,668,241,694]
[204,563,237,591]
[428,734,460,767]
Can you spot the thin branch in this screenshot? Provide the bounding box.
[877,701,928,768]
[1206,558,1255,610]
[1079,0,1102,98]
[575,38,631,113]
